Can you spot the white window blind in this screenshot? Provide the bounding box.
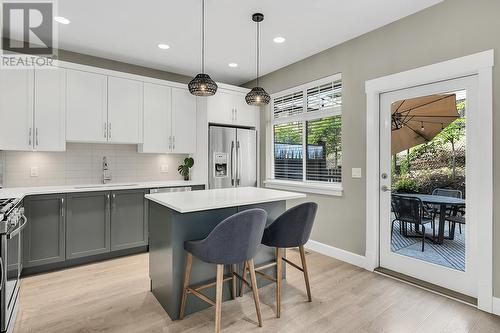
[271,74,342,185]
[273,91,303,120]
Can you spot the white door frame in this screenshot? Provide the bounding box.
[365,50,494,312]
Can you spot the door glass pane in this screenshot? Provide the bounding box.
[390,90,466,271]
[273,122,303,180]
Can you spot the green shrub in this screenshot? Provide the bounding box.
[393,177,420,193]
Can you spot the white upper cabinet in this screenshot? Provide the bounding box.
[0,68,34,151]
[34,67,66,151]
[207,89,258,127]
[171,87,197,154]
[66,69,108,143]
[232,92,259,127]
[107,76,143,144]
[140,83,172,153]
[206,90,233,125]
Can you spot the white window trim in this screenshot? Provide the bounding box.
[265,73,343,196]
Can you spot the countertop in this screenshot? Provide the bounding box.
[0,180,205,200]
[145,186,306,213]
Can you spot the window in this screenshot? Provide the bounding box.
[266,74,342,195]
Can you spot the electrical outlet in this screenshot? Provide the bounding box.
[160,165,168,173]
[30,166,39,177]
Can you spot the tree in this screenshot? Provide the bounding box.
[435,117,465,179]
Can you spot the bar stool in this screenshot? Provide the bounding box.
[240,202,318,318]
[179,208,267,333]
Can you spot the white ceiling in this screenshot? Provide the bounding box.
[55,0,443,85]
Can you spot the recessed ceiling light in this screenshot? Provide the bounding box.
[273,36,286,44]
[228,63,238,68]
[158,43,170,50]
[54,16,70,24]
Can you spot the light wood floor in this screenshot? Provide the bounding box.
[14,250,500,333]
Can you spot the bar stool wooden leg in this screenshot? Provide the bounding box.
[239,261,248,297]
[179,252,193,320]
[276,247,283,318]
[215,264,224,333]
[299,245,312,302]
[248,259,263,327]
[231,264,237,300]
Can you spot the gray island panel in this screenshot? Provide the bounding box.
[148,199,286,320]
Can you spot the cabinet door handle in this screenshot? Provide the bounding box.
[112,193,116,209]
[28,127,32,146]
[235,108,237,121]
[173,136,175,150]
[35,128,39,146]
[108,123,112,139]
[60,197,64,217]
[107,194,110,211]
[104,123,107,138]
[168,136,171,150]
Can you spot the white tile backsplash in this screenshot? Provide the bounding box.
[0,143,187,187]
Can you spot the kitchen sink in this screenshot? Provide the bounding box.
[73,184,139,189]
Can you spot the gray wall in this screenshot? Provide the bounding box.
[58,49,192,84]
[245,0,500,295]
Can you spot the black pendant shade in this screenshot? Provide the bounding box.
[245,87,270,106]
[189,0,217,97]
[188,74,218,96]
[246,13,270,106]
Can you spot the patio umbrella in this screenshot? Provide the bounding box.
[391,94,459,155]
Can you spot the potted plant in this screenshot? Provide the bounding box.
[178,157,194,181]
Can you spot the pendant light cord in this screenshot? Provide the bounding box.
[256,19,260,87]
[201,0,205,74]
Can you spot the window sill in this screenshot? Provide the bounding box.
[263,179,343,196]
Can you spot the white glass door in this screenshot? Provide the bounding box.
[379,75,478,297]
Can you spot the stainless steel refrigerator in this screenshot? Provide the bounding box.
[209,126,257,189]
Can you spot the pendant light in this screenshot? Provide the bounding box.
[245,13,270,106]
[188,0,217,96]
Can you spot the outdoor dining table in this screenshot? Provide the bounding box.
[396,193,465,244]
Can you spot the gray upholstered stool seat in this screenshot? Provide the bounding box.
[179,208,267,333]
[240,202,318,318]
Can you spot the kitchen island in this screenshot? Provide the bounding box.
[145,187,306,320]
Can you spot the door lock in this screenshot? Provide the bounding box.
[381,173,388,179]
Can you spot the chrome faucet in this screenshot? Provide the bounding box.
[102,156,112,184]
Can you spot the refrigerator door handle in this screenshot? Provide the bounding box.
[236,141,241,186]
[230,141,235,186]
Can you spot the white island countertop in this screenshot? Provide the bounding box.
[145,187,306,213]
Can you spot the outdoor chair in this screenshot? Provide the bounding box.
[392,195,434,252]
[429,188,463,233]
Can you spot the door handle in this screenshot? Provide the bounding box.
[60,197,64,217]
[236,141,241,186]
[231,141,235,186]
[381,185,391,192]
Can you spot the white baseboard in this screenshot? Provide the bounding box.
[492,297,500,316]
[305,240,368,269]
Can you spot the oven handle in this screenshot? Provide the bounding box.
[7,214,28,239]
[0,257,3,291]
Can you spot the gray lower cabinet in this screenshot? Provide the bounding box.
[23,194,66,267]
[66,191,110,259]
[110,189,148,251]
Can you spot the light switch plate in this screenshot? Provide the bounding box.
[30,166,39,177]
[160,165,168,173]
[351,168,362,179]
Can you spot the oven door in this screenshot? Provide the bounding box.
[1,214,26,332]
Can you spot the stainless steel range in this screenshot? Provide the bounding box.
[0,198,26,333]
